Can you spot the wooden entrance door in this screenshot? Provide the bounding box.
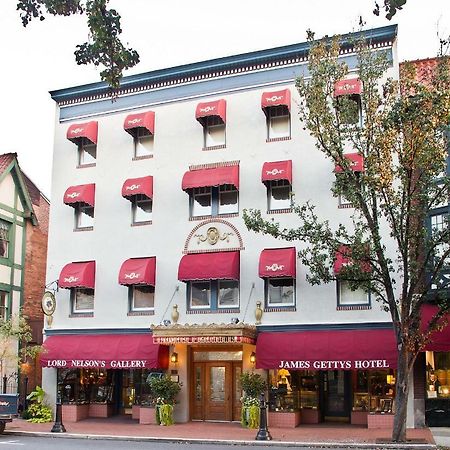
[192,361,242,421]
[321,370,351,422]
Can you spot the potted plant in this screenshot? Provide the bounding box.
[23,386,53,423]
[147,375,181,426]
[240,372,266,428]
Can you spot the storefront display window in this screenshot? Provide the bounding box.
[426,352,450,399]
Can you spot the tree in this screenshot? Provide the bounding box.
[373,0,407,20]
[16,0,139,91]
[244,34,450,442]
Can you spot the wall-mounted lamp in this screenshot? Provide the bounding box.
[171,352,178,364]
[163,319,171,326]
[250,352,256,365]
[230,317,239,324]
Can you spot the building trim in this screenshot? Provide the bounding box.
[256,321,394,333]
[45,328,152,336]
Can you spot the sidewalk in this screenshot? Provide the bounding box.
[3,417,439,449]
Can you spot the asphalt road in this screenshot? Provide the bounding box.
[0,436,354,450]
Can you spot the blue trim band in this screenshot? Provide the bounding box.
[45,328,151,336]
[256,322,393,332]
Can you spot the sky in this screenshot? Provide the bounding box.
[0,0,448,198]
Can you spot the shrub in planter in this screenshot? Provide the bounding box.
[147,375,181,426]
[25,386,53,423]
[240,372,266,429]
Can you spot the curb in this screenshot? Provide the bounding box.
[4,430,437,449]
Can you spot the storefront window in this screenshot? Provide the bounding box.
[426,352,450,399]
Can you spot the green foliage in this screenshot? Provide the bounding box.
[25,386,53,423]
[241,404,260,429]
[147,375,181,406]
[240,372,266,399]
[26,385,45,404]
[16,0,139,91]
[373,0,407,20]
[156,403,174,426]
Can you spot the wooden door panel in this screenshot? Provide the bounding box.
[232,362,242,421]
[205,362,232,421]
[192,363,204,420]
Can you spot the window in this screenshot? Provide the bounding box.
[78,138,97,166]
[130,285,154,311]
[267,179,291,211]
[0,291,8,320]
[189,280,239,310]
[72,288,94,313]
[134,128,153,158]
[337,280,370,307]
[430,212,449,264]
[76,204,94,229]
[132,194,152,224]
[265,278,295,307]
[336,94,362,125]
[0,220,10,258]
[190,185,238,218]
[267,107,290,140]
[203,116,226,148]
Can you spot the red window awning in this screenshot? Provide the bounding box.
[195,99,226,125]
[63,184,95,207]
[40,334,169,370]
[261,89,291,114]
[182,165,239,191]
[123,111,155,137]
[178,251,240,281]
[259,248,296,278]
[58,261,96,289]
[256,328,397,370]
[334,78,363,97]
[334,245,371,274]
[121,176,153,200]
[261,160,293,184]
[119,257,156,286]
[334,153,364,173]
[66,121,98,145]
[421,304,450,352]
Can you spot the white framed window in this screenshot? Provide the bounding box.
[78,139,97,166]
[218,184,238,214]
[431,212,450,263]
[0,220,10,258]
[76,204,94,229]
[337,280,370,306]
[267,107,290,140]
[131,285,155,311]
[72,288,94,313]
[204,116,226,148]
[0,291,8,321]
[134,128,153,158]
[266,278,295,307]
[132,194,152,224]
[190,281,211,309]
[268,180,291,211]
[218,280,239,308]
[191,187,212,217]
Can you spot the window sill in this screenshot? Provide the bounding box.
[187,308,240,314]
[337,305,371,311]
[266,136,291,143]
[131,221,152,227]
[128,310,155,316]
[202,144,226,151]
[73,226,94,232]
[264,306,296,312]
[189,213,239,221]
[69,312,94,318]
[77,163,96,169]
[267,208,292,214]
[132,155,153,161]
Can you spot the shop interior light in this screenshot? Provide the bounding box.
[171,352,178,364]
[250,352,256,364]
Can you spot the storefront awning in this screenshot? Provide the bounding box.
[66,121,98,145]
[58,261,96,289]
[421,304,450,352]
[256,328,397,370]
[334,153,364,173]
[40,334,169,369]
[261,89,291,114]
[259,248,296,278]
[262,160,292,184]
[178,251,240,281]
[182,165,239,190]
[63,184,95,207]
[123,111,155,136]
[119,257,156,286]
[195,99,226,125]
[334,245,371,274]
[121,176,153,200]
[334,78,363,97]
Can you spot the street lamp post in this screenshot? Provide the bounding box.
[255,393,272,441]
[51,385,66,433]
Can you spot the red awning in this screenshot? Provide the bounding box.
[119,257,156,286]
[334,153,364,173]
[123,111,155,136]
[421,304,450,352]
[261,89,291,113]
[58,261,95,289]
[334,78,363,97]
[195,99,226,125]
[182,165,239,190]
[334,245,371,274]
[178,251,240,281]
[63,184,95,207]
[256,328,397,369]
[259,248,296,278]
[40,334,169,370]
[262,160,293,184]
[121,176,153,200]
[66,121,98,145]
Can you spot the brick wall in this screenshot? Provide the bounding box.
[62,404,89,422]
[268,411,301,428]
[367,413,394,429]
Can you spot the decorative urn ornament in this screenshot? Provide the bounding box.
[171,304,179,324]
[255,301,263,325]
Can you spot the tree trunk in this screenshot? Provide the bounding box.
[392,345,410,442]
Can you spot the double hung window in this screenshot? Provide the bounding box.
[337,281,370,307]
[189,280,239,310]
[76,204,94,229]
[132,194,153,224]
[267,107,290,140]
[203,115,226,148]
[78,138,97,166]
[0,291,8,320]
[134,128,153,158]
[190,184,238,218]
[130,285,155,312]
[267,179,291,211]
[265,278,295,307]
[0,220,10,258]
[72,288,94,313]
